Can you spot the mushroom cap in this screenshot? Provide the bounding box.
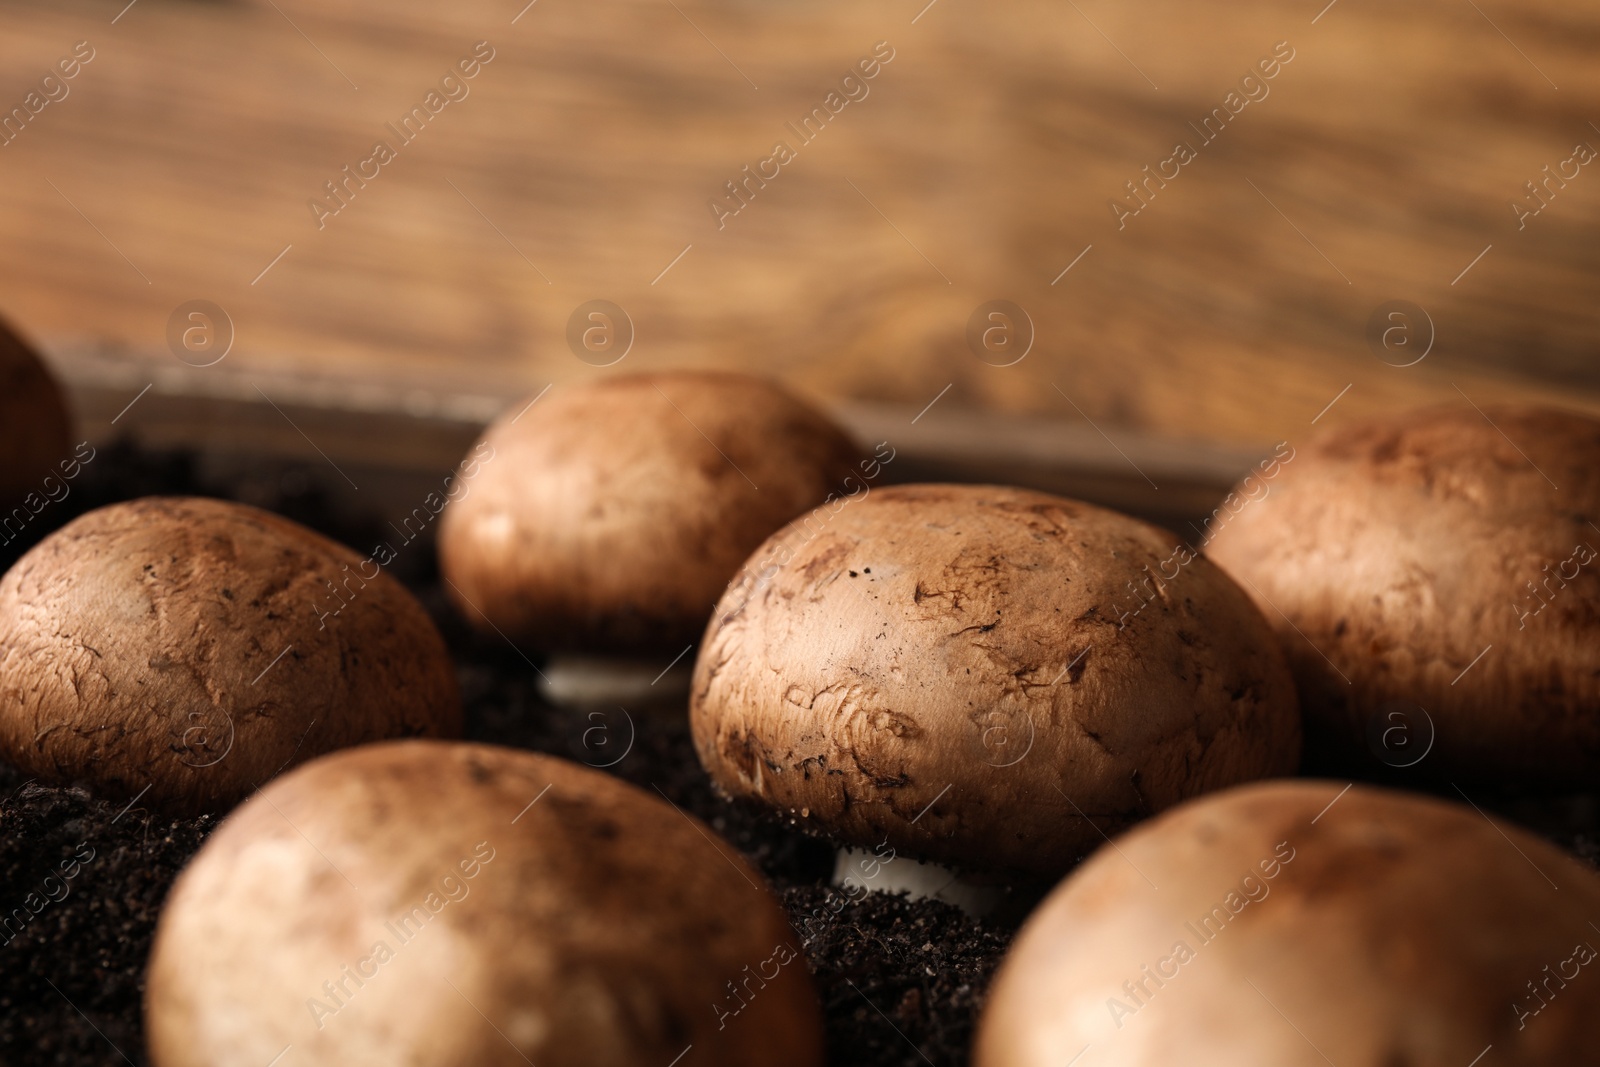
[0,314,72,507]
[0,497,460,813]
[975,780,1600,1066]
[689,483,1300,875]
[438,371,860,654]
[1204,405,1600,783]
[145,740,824,1067]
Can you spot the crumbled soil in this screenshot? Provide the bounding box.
[1,444,1596,1067]
[782,887,1010,1066]
[0,777,216,1067]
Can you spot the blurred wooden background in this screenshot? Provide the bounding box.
[1,0,1597,451]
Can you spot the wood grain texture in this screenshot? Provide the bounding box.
[0,0,1597,450]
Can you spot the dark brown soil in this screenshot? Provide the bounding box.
[1,444,1596,1067]
[0,777,216,1067]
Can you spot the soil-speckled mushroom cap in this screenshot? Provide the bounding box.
[975,780,1600,1067]
[438,371,861,654]
[0,314,72,508]
[145,741,824,1067]
[1204,405,1600,783]
[689,483,1300,875]
[0,497,460,813]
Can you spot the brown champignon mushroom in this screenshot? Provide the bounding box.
[438,372,861,664]
[0,313,72,508]
[145,740,823,1067]
[690,483,1300,877]
[1205,405,1600,783]
[0,497,460,813]
[975,780,1600,1066]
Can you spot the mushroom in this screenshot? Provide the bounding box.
[690,483,1300,884]
[0,313,72,509]
[1205,405,1600,783]
[145,740,824,1067]
[975,780,1600,1065]
[439,371,861,707]
[0,497,460,813]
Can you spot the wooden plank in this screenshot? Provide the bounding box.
[60,346,1255,530]
[1,0,1597,454]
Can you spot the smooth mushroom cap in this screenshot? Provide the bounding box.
[0,314,72,507]
[438,371,860,654]
[0,497,460,813]
[690,483,1300,875]
[146,741,824,1067]
[1205,405,1600,783]
[976,780,1600,1066]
